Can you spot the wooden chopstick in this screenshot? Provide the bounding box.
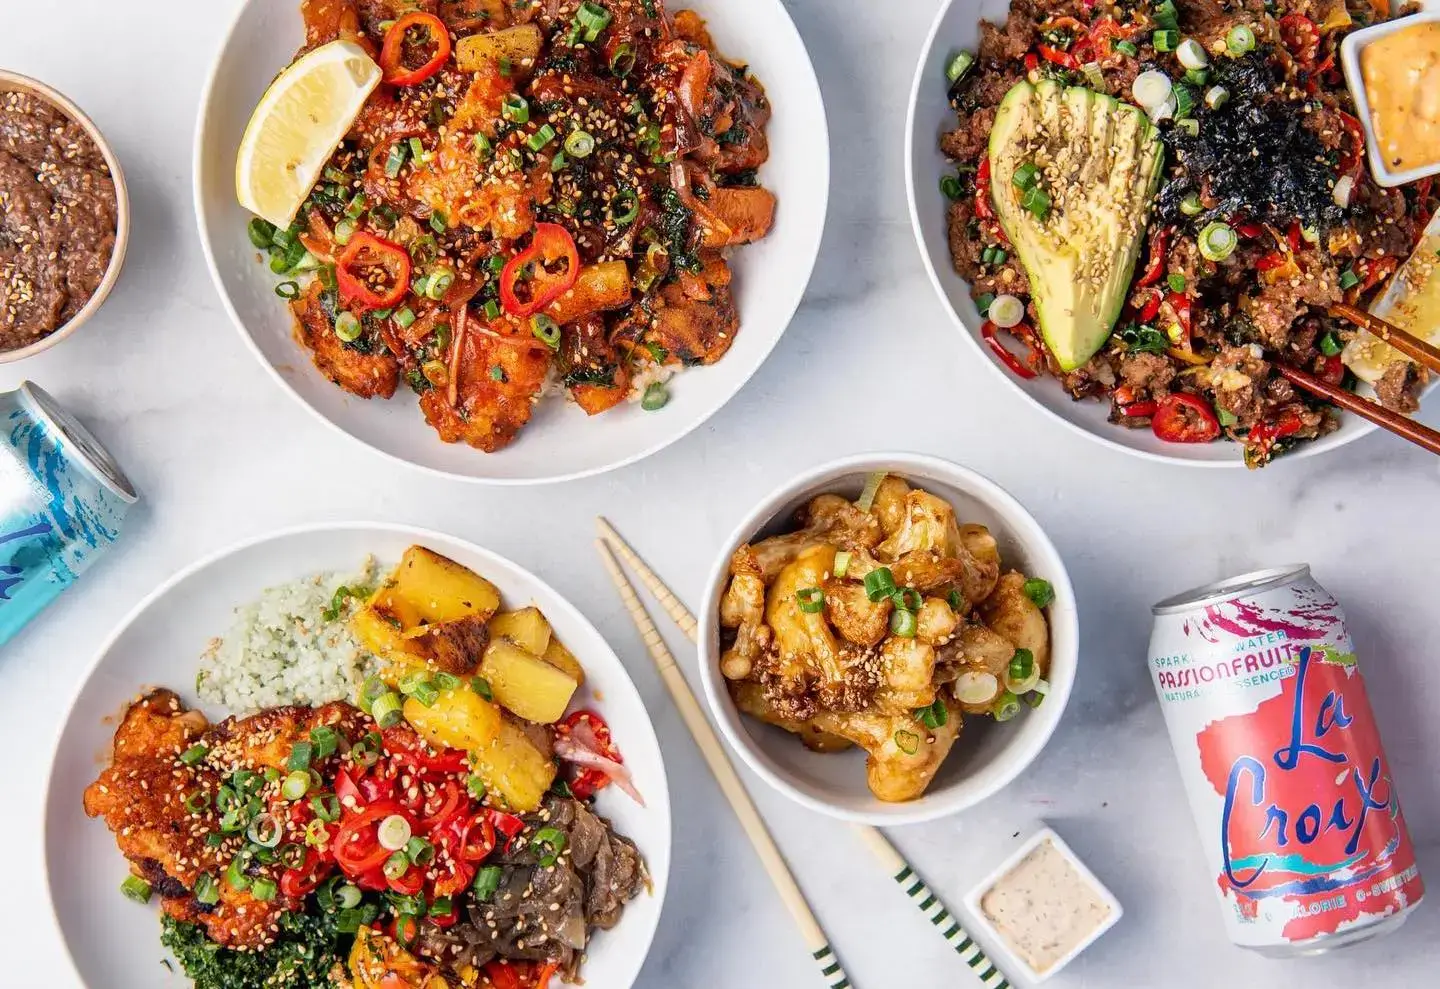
[594,538,855,989]
[1329,302,1440,377]
[1276,363,1440,457]
[595,519,1014,989]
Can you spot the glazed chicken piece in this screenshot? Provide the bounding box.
[419,318,551,451]
[84,691,368,950]
[810,701,964,803]
[292,281,399,400]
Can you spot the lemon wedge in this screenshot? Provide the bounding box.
[1343,215,1440,385]
[235,40,381,229]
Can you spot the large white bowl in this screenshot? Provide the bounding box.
[905,0,1423,467]
[698,454,1078,826]
[195,0,828,485]
[44,523,671,989]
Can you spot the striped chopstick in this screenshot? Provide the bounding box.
[594,538,854,989]
[595,519,1014,989]
[852,828,1010,989]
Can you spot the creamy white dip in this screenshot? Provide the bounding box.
[979,839,1113,974]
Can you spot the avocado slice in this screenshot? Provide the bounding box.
[987,81,1165,371]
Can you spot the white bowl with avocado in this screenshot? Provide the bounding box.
[905,0,1401,468]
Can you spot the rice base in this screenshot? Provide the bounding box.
[196,559,382,713]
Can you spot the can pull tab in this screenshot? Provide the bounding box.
[17,382,137,503]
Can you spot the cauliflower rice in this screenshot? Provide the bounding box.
[196,559,383,713]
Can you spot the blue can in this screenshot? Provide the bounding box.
[0,382,136,646]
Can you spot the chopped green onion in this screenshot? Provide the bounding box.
[345,192,368,219]
[564,129,595,158]
[641,381,669,411]
[473,865,503,900]
[939,174,963,200]
[1218,407,1239,427]
[280,770,310,801]
[1154,0,1180,32]
[405,836,435,866]
[610,43,636,77]
[180,744,209,767]
[1008,648,1036,684]
[483,298,502,321]
[311,793,341,822]
[334,312,362,343]
[975,292,997,316]
[424,268,454,300]
[391,307,416,331]
[1176,117,1200,138]
[471,676,493,700]
[531,314,561,349]
[1115,40,1140,57]
[1021,185,1052,221]
[1082,62,1107,92]
[287,741,313,772]
[1184,68,1210,88]
[309,726,338,760]
[474,133,493,159]
[184,790,210,814]
[384,851,411,881]
[575,1,612,41]
[857,471,886,512]
[408,137,425,162]
[384,143,408,178]
[379,815,413,852]
[430,211,448,235]
[992,691,1022,722]
[795,587,825,614]
[1226,24,1257,56]
[890,608,918,638]
[1177,38,1209,71]
[527,124,557,151]
[1153,30,1179,52]
[989,293,1025,329]
[948,588,965,611]
[371,691,403,728]
[892,587,923,612]
[429,895,453,918]
[914,698,948,731]
[611,188,640,226]
[410,681,439,707]
[1011,162,1040,191]
[121,875,153,903]
[833,551,852,578]
[1180,192,1204,216]
[1023,578,1055,608]
[333,219,357,247]
[248,217,277,250]
[304,818,328,848]
[194,873,220,906]
[337,883,362,910]
[250,876,277,902]
[1320,332,1344,357]
[225,855,251,892]
[1025,691,1047,708]
[893,730,920,755]
[946,51,975,85]
[531,826,568,867]
[433,671,461,691]
[1339,268,1360,291]
[466,774,487,800]
[501,94,530,124]
[1173,85,1197,118]
[864,567,896,602]
[1198,221,1238,262]
[247,812,283,849]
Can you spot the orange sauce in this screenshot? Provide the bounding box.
[1361,22,1440,173]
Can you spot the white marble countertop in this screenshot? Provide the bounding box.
[3,1,1438,986]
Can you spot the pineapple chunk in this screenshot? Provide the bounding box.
[390,546,500,625]
[403,686,503,752]
[488,607,552,656]
[541,637,585,686]
[480,639,579,724]
[472,718,556,811]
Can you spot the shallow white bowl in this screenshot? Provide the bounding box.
[44,523,671,989]
[697,454,1078,826]
[905,0,1412,467]
[195,0,828,485]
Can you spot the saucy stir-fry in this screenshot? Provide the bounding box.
[254,0,775,452]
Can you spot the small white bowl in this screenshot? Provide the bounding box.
[697,453,1079,826]
[963,825,1123,984]
[1342,8,1440,189]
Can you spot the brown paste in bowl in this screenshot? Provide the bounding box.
[0,87,117,352]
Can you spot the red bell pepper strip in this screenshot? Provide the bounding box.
[1119,400,1158,418]
[500,223,581,318]
[1320,354,1345,385]
[336,233,411,313]
[379,12,452,87]
[1024,52,1040,75]
[1235,222,1264,239]
[974,158,996,221]
[1152,392,1221,443]
[981,321,1040,379]
[1164,291,1192,348]
[1334,111,1367,178]
[1137,287,1163,323]
[1256,253,1290,273]
[1245,412,1304,465]
[1037,44,1080,70]
[1136,229,1168,288]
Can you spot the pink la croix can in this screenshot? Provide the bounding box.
[1148,565,1424,956]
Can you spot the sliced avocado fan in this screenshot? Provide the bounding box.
[987,80,1165,372]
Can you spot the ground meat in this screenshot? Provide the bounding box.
[1061,354,1117,400]
[0,88,116,352]
[1167,237,1210,292]
[1119,352,1176,394]
[1349,181,1416,260]
[939,107,996,165]
[979,2,1039,62]
[1239,254,1340,350]
[1209,343,1270,427]
[1375,360,1426,413]
[947,199,982,278]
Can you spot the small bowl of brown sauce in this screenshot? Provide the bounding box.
[0,71,128,363]
[1342,8,1440,189]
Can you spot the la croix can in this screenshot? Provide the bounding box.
[0,382,135,646]
[1148,566,1424,956]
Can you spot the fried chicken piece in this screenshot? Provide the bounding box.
[811,700,963,803]
[292,282,399,400]
[419,320,550,452]
[729,682,853,754]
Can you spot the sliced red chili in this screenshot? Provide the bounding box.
[1137,287,1164,323]
[1164,291,1192,348]
[1136,229,1168,288]
[334,800,406,876]
[484,962,524,989]
[336,232,411,312]
[499,223,581,318]
[1278,13,1320,67]
[1024,52,1040,75]
[1152,392,1221,444]
[1120,400,1159,418]
[981,321,1040,379]
[1320,354,1345,385]
[379,12,452,87]
[1256,253,1290,273]
[457,812,497,861]
[1235,222,1264,239]
[387,867,426,896]
[1037,44,1079,70]
[974,157,996,221]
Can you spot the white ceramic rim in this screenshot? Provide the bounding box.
[0,70,130,365]
[1342,10,1440,189]
[961,825,1125,984]
[42,520,672,988]
[903,0,1404,468]
[192,0,830,486]
[697,452,1079,826]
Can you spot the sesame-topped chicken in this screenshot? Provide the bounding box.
[718,474,1056,803]
[256,0,776,453]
